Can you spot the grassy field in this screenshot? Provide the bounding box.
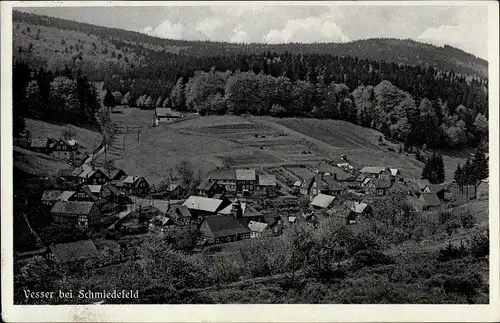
[25,118,101,154]
[106,109,468,186]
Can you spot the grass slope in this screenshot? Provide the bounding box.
[107,110,467,185]
[25,118,101,154]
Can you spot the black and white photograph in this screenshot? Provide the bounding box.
[1,1,499,321]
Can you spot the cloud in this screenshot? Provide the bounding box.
[264,16,348,44]
[417,23,487,59]
[143,19,185,39]
[196,18,225,39]
[230,26,249,43]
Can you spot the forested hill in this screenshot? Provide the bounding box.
[13,10,487,77]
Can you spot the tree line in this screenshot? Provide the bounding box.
[13,60,101,138]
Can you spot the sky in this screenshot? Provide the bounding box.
[17,4,489,59]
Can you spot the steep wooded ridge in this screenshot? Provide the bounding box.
[13,10,487,77]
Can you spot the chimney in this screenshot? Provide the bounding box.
[231,198,242,219]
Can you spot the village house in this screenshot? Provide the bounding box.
[317,162,353,181]
[167,204,194,227]
[74,166,110,185]
[154,107,181,126]
[196,179,223,198]
[416,193,441,211]
[235,169,257,193]
[307,172,344,199]
[257,174,278,196]
[262,213,283,235]
[248,221,271,238]
[425,184,447,200]
[364,178,392,196]
[162,183,182,199]
[69,185,100,203]
[99,168,127,181]
[218,198,264,224]
[310,193,336,209]
[349,201,371,223]
[200,215,251,245]
[389,168,403,183]
[208,168,237,192]
[405,179,431,197]
[49,139,84,162]
[46,240,99,269]
[360,166,392,180]
[50,201,100,228]
[40,190,75,208]
[115,176,150,196]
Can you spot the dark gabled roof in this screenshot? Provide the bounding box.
[419,193,441,207]
[321,175,344,190]
[99,168,126,180]
[168,204,192,218]
[51,201,95,215]
[80,186,99,201]
[428,184,446,193]
[202,215,250,238]
[49,240,98,263]
[209,169,236,180]
[102,183,121,196]
[197,179,217,191]
[317,163,352,180]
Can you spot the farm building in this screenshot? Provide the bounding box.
[46,240,99,269]
[310,193,336,209]
[364,178,392,196]
[257,174,277,196]
[235,169,257,193]
[208,169,237,192]
[389,168,403,182]
[199,215,251,245]
[350,201,371,216]
[154,108,181,125]
[196,179,223,198]
[40,190,75,207]
[164,183,183,198]
[316,162,353,181]
[50,201,100,228]
[248,221,271,238]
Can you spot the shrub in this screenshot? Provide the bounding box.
[469,231,489,258]
[437,243,468,262]
[353,250,394,268]
[459,208,475,229]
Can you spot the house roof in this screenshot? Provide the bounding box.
[51,201,95,215]
[258,174,277,186]
[356,174,368,182]
[168,204,192,218]
[102,183,121,196]
[360,166,387,174]
[337,162,354,170]
[320,175,344,190]
[156,108,180,117]
[166,183,180,192]
[209,168,236,180]
[414,179,431,190]
[248,221,269,233]
[236,169,256,181]
[419,193,441,207]
[30,138,48,148]
[134,198,171,214]
[197,179,217,191]
[49,240,98,263]
[202,215,250,238]
[86,185,102,194]
[293,180,302,187]
[99,168,126,180]
[41,190,75,202]
[310,193,336,208]
[183,196,224,213]
[350,202,369,214]
[317,163,352,180]
[428,184,446,193]
[80,186,99,201]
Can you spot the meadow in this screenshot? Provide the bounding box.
[104,108,467,186]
